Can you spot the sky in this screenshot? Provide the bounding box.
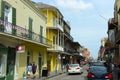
[32,0,115,59]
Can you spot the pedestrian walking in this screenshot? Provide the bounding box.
[66,63,69,72]
[27,63,32,77]
[32,62,37,79]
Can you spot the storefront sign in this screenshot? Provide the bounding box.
[16,45,25,53]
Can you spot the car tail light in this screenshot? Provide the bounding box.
[76,67,80,70]
[87,72,95,78]
[105,74,113,79]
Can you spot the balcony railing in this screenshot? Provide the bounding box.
[54,45,63,51]
[0,19,52,46]
[52,21,63,31]
[64,30,73,41]
[56,23,63,31]
[108,18,118,29]
[64,47,78,54]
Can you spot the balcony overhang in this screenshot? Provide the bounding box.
[0,32,51,48]
[108,18,117,30]
[46,25,63,32]
[47,50,72,55]
[0,19,52,48]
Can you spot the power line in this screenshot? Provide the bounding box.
[99,14,118,28]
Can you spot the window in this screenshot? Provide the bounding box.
[4,5,10,22]
[27,51,30,65]
[40,26,43,36]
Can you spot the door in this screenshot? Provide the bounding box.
[6,47,16,80]
[0,47,7,80]
[38,53,42,78]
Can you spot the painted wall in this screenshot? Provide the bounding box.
[1,0,48,79]
[4,0,47,37]
[40,6,62,73]
[46,10,53,27]
[17,42,47,78]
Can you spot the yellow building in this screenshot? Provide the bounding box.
[0,0,51,80]
[35,2,65,74]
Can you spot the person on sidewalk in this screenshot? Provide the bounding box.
[27,63,32,77]
[66,63,69,72]
[32,62,37,79]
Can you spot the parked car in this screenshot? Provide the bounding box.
[87,61,106,71]
[89,61,105,66]
[68,64,82,74]
[87,66,113,80]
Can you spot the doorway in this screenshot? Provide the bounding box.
[38,53,42,78]
[6,47,16,80]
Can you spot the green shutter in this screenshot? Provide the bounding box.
[40,26,43,43]
[0,0,4,31]
[12,7,16,25]
[1,0,4,20]
[40,26,43,36]
[12,7,16,35]
[29,18,33,39]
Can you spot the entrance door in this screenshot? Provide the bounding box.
[38,53,42,78]
[0,47,7,80]
[6,47,16,80]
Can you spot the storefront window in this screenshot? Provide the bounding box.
[0,54,7,76]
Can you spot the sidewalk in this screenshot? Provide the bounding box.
[20,65,87,80]
[41,69,66,80]
[19,69,66,80]
[112,67,120,80]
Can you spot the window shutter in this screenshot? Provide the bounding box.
[40,26,43,36]
[12,7,16,25]
[40,26,43,43]
[1,1,4,20]
[12,7,16,35]
[29,18,33,39]
[0,1,4,31]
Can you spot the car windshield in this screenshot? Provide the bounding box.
[90,66,107,73]
[89,62,104,66]
[69,64,79,67]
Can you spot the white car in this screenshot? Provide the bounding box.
[68,64,82,74]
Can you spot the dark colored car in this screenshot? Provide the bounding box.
[89,61,105,66]
[87,66,113,80]
[87,61,106,71]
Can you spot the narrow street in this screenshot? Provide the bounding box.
[45,65,88,80]
[0,0,117,80]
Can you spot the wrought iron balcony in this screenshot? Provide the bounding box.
[0,19,52,47]
[64,30,73,41]
[108,18,118,29]
[64,47,78,55]
[48,44,64,51]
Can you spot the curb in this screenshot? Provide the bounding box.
[42,72,66,80]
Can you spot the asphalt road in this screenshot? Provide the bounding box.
[45,65,88,80]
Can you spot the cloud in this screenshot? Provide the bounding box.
[53,0,93,12]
